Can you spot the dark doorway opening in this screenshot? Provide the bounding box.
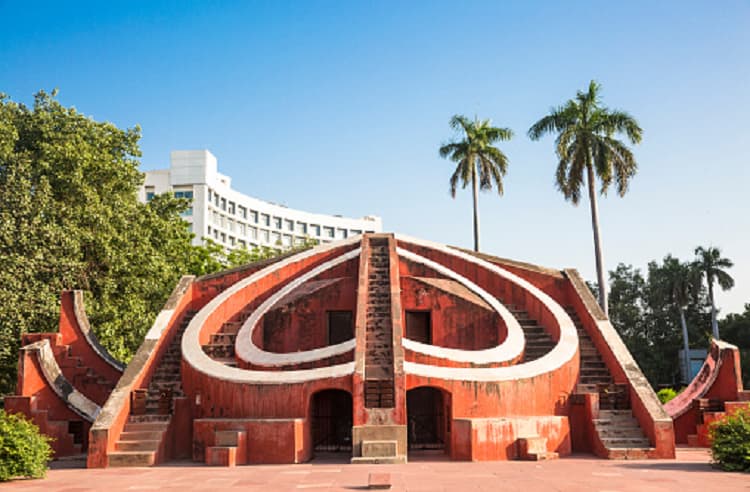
[407,387,448,452]
[327,311,354,345]
[311,390,353,453]
[405,311,432,344]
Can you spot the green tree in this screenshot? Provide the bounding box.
[659,256,702,384]
[529,81,642,317]
[720,304,750,386]
[694,246,734,339]
[439,115,512,252]
[0,91,194,393]
[608,259,711,387]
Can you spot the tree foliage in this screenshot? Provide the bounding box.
[528,80,642,316]
[439,114,512,252]
[0,91,311,396]
[608,257,711,387]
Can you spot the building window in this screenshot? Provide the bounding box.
[174,190,194,200]
[180,207,193,217]
[228,201,235,214]
[227,219,235,232]
[323,226,334,238]
[212,211,219,224]
[296,222,307,234]
[249,227,257,239]
[285,219,294,231]
[146,192,155,201]
[250,210,258,223]
[337,228,347,239]
[261,213,270,226]
[238,206,247,219]
[208,189,212,202]
[282,234,292,247]
[406,311,431,344]
[271,232,281,244]
[214,193,220,207]
[220,198,226,211]
[351,229,362,236]
[238,239,246,249]
[238,223,246,235]
[261,229,269,242]
[273,217,282,229]
[327,311,354,345]
[207,226,212,235]
[229,236,236,246]
[311,224,321,236]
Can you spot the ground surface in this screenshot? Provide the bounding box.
[2,448,748,491]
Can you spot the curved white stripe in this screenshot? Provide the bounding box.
[235,249,360,366]
[395,234,579,381]
[182,238,361,383]
[398,248,524,364]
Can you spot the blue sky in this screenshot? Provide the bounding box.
[1,1,748,317]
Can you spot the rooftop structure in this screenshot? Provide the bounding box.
[140,150,382,249]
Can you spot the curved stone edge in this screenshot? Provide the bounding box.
[69,290,125,372]
[182,238,362,384]
[22,339,101,422]
[394,234,578,381]
[664,338,738,420]
[235,248,360,366]
[398,248,525,364]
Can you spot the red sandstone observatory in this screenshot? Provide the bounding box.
[10,233,705,467]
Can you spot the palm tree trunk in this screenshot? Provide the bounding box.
[708,280,719,339]
[679,308,692,384]
[586,163,608,317]
[472,160,480,252]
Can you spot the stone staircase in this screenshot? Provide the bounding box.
[593,410,652,459]
[565,307,653,457]
[203,313,250,367]
[108,310,196,466]
[566,307,629,410]
[47,339,116,407]
[509,308,556,363]
[109,415,170,466]
[364,237,395,409]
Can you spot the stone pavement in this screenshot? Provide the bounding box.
[2,449,748,492]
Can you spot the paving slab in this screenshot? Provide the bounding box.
[1,449,748,492]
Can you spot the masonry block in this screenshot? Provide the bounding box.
[362,440,397,458]
[368,472,392,489]
[206,446,237,467]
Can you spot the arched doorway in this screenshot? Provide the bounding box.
[311,389,353,454]
[407,387,450,452]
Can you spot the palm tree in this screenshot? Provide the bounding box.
[661,256,701,384]
[439,115,513,252]
[528,81,642,317]
[694,246,734,339]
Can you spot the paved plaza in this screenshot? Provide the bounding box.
[2,449,748,492]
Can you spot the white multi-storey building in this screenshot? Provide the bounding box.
[139,150,382,249]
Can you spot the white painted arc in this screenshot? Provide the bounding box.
[234,248,360,366]
[394,233,579,381]
[398,248,525,364]
[181,237,362,384]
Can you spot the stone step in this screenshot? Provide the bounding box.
[115,440,161,452]
[125,419,170,430]
[120,430,165,441]
[108,451,156,467]
[600,437,651,447]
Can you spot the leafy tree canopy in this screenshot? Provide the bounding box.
[0,91,311,396]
